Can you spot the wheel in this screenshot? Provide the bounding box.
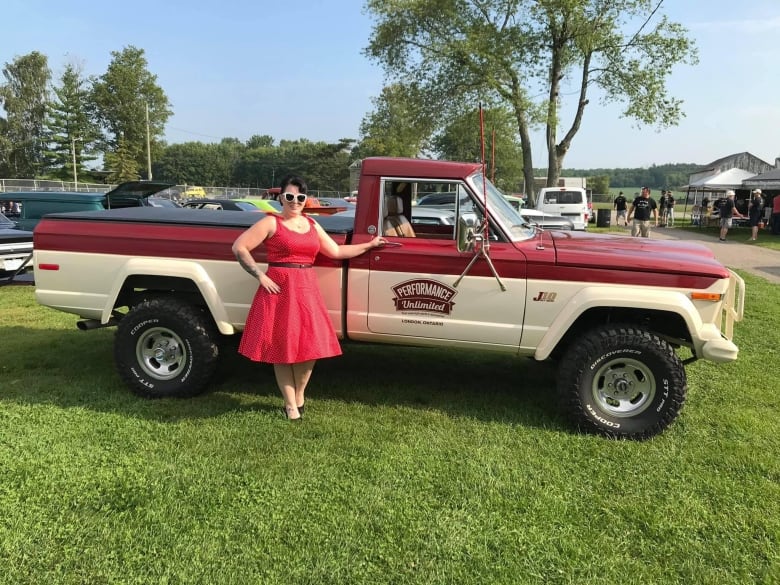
[557,325,687,440]
[114,297,220,398]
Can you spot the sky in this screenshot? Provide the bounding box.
[2,0,779,170]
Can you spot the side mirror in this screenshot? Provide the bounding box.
[457,213,478,253]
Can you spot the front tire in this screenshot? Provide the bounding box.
[114,297,220,398]
[557,325,687,440]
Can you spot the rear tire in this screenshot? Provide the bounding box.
[557,325,687,440]
[114,297,219,398]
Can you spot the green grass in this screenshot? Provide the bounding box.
[1,282,779,584]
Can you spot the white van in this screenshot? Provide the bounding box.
[535,187,589,230]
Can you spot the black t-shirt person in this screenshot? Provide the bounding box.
[614,194,627,211]
[631,195,657,221]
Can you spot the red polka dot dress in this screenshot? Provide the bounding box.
[238,215,342,364]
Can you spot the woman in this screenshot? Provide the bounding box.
[232,175,384,420]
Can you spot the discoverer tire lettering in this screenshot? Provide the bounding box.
[557,325,687,440]
[114,298,219,398]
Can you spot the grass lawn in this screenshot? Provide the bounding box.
[1,282,779,584]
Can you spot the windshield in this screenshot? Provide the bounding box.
[466,173,536,241]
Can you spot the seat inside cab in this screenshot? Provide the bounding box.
[383,181,416,237]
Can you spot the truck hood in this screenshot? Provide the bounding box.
[550,231,729,278]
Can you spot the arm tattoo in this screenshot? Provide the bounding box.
[237,255,259,277]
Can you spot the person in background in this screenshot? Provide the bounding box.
[747,188,764,241]
[772,193,780,236]
[626,187,658,237]
[663,191,676,227]
[613,191,628,226]
[232,174,386,421]
[717,190,744,242]
[657,191,667,227]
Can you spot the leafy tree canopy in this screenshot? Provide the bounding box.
[364,0,698,201]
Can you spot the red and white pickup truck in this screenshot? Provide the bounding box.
[32,157,745,439]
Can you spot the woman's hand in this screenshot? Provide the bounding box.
[258,272,281,294]
[369,236,387,249]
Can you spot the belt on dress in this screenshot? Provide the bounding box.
[267,262,313,269]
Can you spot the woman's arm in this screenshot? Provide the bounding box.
[232,215,276,277]
[314,223,385,259]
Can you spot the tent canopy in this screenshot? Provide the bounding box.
[686,168,756,190]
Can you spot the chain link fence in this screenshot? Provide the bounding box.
[0,179,348,200]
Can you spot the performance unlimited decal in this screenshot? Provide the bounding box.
[392,278,457,317]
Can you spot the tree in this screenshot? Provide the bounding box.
[0,51,51,177]
[354,83,436,158]
[364,0,697,201]
[104,134,140,183]
[45,63,101,182]
[432,107,525,192]
[589,175,610,194]
[90,46,172,179]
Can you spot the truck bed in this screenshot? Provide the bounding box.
[39,207,356,235]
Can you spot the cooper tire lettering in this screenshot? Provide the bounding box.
[115,298,219,399]
[558,324,687,440]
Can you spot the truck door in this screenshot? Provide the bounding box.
[366,180,527,348]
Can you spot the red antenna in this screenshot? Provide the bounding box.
[491,128,496,183]
[478,104,489,240]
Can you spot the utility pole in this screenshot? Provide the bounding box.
[146,102,153,180]
[71,136,78,190]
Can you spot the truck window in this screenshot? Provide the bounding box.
[382,179,467,239]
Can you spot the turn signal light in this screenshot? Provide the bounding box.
[690,292,722,302]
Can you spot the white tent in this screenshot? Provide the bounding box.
[687,168,756,190]
[685,168,757,225]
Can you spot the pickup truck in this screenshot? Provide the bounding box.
[32,157,745,439]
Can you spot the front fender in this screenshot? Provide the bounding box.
[101,258,234,335]
[533,286,703,361]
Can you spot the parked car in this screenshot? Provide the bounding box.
[147,197,182,208]
[333,206,455,227]
[313,197,356,211]
[181,186,208,199]
[503,195,526,210]
[0,212,34,276]
[183,199,262,212]
[535,187,589,230]
[416,192,469,208]
[410,207,456,226]
[233,199,283,213]
[519,208,575,230]
[0,181,174,231]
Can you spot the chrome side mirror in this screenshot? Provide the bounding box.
[457,213,478,253]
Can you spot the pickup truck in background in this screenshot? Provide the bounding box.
[0,181,174,231]
[32,157,745,439]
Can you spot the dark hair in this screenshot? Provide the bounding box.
[279,174,308,195]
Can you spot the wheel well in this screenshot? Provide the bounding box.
[554,306,690,356]
[115,275,207,312]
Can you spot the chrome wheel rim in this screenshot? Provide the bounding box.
[136,327,187,380]
[591,357,656,417]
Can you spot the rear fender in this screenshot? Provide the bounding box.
[101,258,234,335]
